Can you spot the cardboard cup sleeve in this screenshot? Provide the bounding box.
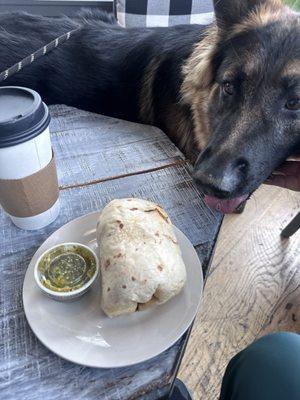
[0,151,59,218]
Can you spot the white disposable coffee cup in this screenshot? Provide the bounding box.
[0,86,60,230]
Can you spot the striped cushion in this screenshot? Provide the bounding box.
[115,0,214,28]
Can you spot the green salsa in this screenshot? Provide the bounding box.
[38,244,97,293]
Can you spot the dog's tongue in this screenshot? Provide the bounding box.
[204,194,248,214]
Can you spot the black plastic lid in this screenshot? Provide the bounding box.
[0,86,50,148]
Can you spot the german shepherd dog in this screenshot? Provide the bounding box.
[0,0,299,213]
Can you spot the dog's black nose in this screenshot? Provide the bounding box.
[193,170,232,198]
[193,156,249,198]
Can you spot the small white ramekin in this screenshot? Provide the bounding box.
[34,242,99,302]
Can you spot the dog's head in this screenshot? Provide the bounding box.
[184,0,299,213]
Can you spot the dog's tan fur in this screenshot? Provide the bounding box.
[283,59,300,76]
[164,103,195,155]
[180,25,219,151]
[232,2,290,36]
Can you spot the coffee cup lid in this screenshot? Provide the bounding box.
[0,86,50,148]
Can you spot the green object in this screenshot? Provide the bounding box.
[219,332,300,400]
[284,0,300,10]
[38,244,97,292]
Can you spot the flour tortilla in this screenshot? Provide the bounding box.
[97,198,187,317]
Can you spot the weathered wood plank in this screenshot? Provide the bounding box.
[179,185,300,400]
[50,105,184,187]
[0,163,221,400]
[57,164,221,247]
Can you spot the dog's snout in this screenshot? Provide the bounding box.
[193,153,250,198]
[193,171,231,198]
[234,157,249,175]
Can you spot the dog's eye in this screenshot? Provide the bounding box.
[285,98,300,111]
[222,82,235,96]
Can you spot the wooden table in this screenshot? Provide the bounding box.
[0,105,222,400]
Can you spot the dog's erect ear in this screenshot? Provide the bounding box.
[213,0,283,28]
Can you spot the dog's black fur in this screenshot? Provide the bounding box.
[0,10,201,123]
[0,1,299,211]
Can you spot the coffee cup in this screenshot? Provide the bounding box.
[0,86,60,230]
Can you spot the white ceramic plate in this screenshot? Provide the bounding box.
[23,211,203,368]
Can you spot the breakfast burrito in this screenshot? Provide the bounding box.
[97,198,187,317]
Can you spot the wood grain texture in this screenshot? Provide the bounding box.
[50,105,184,188]
[0,105,222,400]
[179,185,300,400]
